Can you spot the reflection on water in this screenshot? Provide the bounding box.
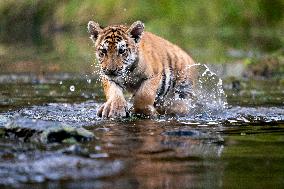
[1,113,283,188]
[0,151,123,186]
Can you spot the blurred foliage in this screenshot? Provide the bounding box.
[244,49,284,78]
[0,0,283,41]
[0,0,283,67]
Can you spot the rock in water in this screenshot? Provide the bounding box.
[3,118,94,143]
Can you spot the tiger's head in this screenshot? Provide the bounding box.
[88,21,144,78]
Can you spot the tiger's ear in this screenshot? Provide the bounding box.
[87,21,102,43]
[127,21,144,43]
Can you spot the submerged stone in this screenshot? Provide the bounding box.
[3,118,94,143]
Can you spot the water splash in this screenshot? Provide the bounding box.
[69,85,75,92]
[0,101,101,127]
[183,64,228,118]
[1,101,282,128]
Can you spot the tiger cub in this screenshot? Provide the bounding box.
[88,20,197,118]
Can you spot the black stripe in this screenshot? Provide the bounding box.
[116,30,122,35]
[177,81,193,99]
[104,36,112,40]
[168,54,176,90]
[164,54,174,97]
[167,53,173,68]
[156,67,166,99]
[164,70,172,97]
[126,57,139,72]
[115,36,123,41]
[109,79,125,90]
[172,78,176,91]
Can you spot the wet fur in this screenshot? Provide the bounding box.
[88,21,196,118]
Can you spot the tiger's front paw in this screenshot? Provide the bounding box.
[97,99,128,119]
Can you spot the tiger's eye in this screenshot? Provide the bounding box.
[101,49,107,54]
[98,49,107,57]
[99,52,104,57]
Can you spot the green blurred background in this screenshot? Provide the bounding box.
[0,0,283,74]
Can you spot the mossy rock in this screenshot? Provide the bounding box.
[244,49,284,78]
[3,118,94,143]
[40,124,94,143]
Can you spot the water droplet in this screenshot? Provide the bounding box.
[95,146,102,151]
[89,153,109,158]
[198,124,208,127]
[70,85,75,92]
[208,121,218,125]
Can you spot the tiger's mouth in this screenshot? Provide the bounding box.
[103,70,123,78]
[101,66,122,77]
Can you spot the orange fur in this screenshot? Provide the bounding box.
[88,21,197,118]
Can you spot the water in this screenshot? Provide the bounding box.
[0,28,283,188]
[0,63,283,188]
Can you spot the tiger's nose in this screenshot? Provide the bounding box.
[103,68,118,76]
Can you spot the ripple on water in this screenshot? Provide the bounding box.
[0,101,283,187]
[0,102,283,128]
[1,101,101,127]
[0,153,123,185]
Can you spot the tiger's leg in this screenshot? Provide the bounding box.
[164,99,191,115]
[164,80,196,116]
[97,77,128,118]
[133,75,161,117]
